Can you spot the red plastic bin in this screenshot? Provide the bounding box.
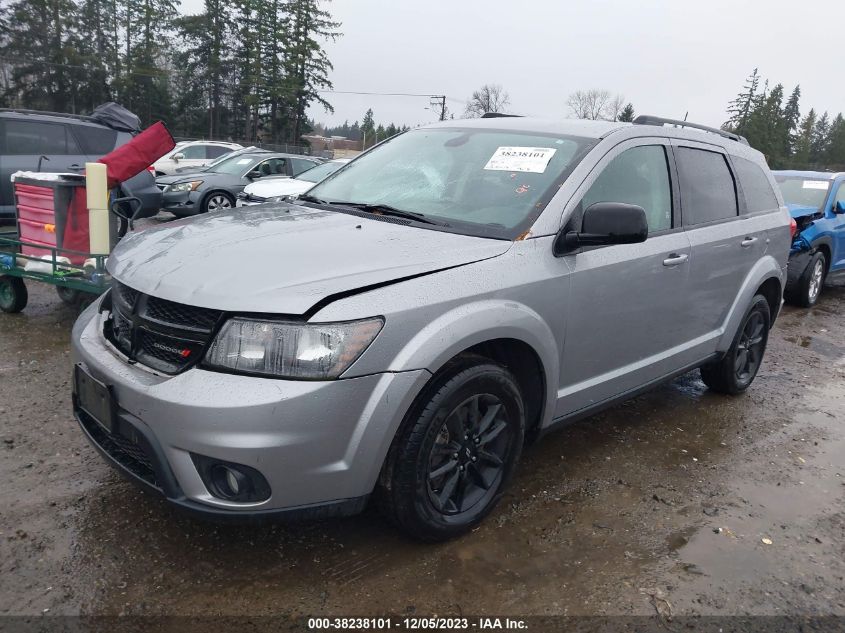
[13,176,88,264]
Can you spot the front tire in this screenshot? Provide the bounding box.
[378,357,525,541]
[786,251,826,308]
[202,192,234,214]
[700,294,771,394]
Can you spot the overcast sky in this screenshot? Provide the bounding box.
[180,0,845,130]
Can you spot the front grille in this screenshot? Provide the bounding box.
[105,282,222,374]
[146,295,220,330]
[78,410,159,488]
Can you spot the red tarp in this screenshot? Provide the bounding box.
[97,121,175,187]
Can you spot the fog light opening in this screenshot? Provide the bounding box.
[191,454,272,503]
[211,465,251,499]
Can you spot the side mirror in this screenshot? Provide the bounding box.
[247,169,262,179]
[835,200,845,214]
[172,152,184,162]
[554,202,648,255]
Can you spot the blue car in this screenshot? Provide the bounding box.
[773,171,845,307]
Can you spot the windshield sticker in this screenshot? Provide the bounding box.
[236,158,253,165]
[802,180,829,190]
[484,147,557,173]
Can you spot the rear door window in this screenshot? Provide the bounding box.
[580,145,673,233]
[180,144,208,159]
[732,156,779,213]
[70,124,118,156]
[676,147,738,225]
[3,120,74,155]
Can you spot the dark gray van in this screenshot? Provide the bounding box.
[0,109,161,223]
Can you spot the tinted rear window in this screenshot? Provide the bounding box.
[70,124,118,156]
[733,156,778,213]
[676,147,738,225]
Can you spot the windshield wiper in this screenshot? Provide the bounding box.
[326,201,449,226]
[298,193,327,204]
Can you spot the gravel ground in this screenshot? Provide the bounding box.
[1,267,843,619]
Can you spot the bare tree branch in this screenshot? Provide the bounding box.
[566,89,626,121]
[464,83,510,118]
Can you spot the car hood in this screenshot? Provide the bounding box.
[156,171,209,184]
[787,203,820,220]
[244,177,311,198]
[108,203,511,314]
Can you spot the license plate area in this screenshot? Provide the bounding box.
[74,364,115,433]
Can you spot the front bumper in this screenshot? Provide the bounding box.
[71,300,430,521]
[159,189,202,215]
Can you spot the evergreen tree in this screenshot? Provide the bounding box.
[617,102,635,122]
[824,114,845,168]
[284,0,341,143]
[725,68,760,133]
[782,85,801,157]
[361,108,375,148]
[0,0,84,111]
[792,109,816,168]
[810,112,830,166]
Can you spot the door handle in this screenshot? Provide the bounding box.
[68,164,84,171]
[741,236,757,248]
[663,253,688,267]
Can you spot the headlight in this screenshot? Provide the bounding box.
[204,317,383,379]
[169,180,202,193]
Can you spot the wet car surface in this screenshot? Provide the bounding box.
[1,252,844,617]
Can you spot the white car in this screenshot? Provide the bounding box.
[237,159,351,206]
[153,141,243,176]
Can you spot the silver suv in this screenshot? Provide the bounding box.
[71,115,791,541]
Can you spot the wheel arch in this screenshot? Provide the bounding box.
[716,255,784,352]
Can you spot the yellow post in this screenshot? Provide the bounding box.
[85,162,110,255]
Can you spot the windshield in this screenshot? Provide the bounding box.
[774,176,831,210]
[299,161,347,183]
[306,128,594,238]
[209,154,261,176]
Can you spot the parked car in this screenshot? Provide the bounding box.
[172,145,265,174]
[236,158,351,206]
[772,170,845,307]
[152,140,242,176]
[156,151,322,216]
[72,115,790,541]
[0,109,161,224]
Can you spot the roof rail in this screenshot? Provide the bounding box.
[632,115,749,146]
[481,112,523,119]
[0,108,97,123]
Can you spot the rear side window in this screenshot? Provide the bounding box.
[732,156,779,213]
[71,124,118,156]
[2,120,74,155]
[206,145,233,159]
[676,147,738,225]
[580,145,673,233]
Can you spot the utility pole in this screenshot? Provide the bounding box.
[429,95,447,121]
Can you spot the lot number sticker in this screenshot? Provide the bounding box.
[802,180,829,190]
[484,147,557,173]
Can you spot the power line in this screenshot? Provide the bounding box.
[0,57,467,104]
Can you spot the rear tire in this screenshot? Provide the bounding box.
[0,276,28,313]
[377,356,525,541]
[785,251,826,308]
[700,294,770,395]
